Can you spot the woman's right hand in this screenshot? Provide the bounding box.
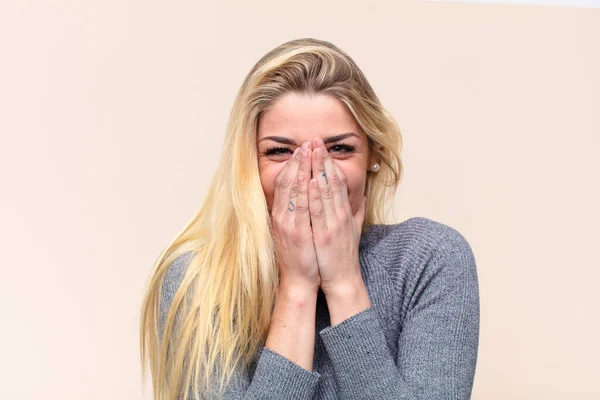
[271,140,321,294]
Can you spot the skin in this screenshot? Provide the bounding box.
[257,92,377,216]
[257,92,377,318]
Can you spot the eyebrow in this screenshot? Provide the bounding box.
[258,132,360,145]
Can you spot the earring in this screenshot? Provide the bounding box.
[372,163,380,172]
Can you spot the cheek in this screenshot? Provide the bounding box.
[337,164,367,214]
[346,184,363,214]
[259,164,285,208]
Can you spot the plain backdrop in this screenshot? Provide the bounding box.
[1,1,598,399]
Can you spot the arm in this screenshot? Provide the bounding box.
[318,229,480,399]
[159,254,321,400]
[256,283,320,398]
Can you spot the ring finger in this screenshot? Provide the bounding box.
[331,161,352,217]
[312,143,337,223]
[273,147,303,217]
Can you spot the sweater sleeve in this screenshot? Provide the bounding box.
[158,252,321,400]
[318,228,480,399]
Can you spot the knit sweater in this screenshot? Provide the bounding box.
[159,216,480,399]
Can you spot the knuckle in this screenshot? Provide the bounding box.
[290,183,299,197]
[338,212,349,225]
[281,176,292,189]
[291,235,302,247]
[339,174,348,186]
[271,210,281,223]
[309,187,320,199]
[274,176,282,188]
[295,204,309,214]
[322,185,333,199]
[290,230,307,246]
[278,219,291,233]
[331,174,341,187]
[272,220,281,234]
[275,175,292,189]
[314,207,325,219]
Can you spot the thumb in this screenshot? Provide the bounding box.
[353,196,367,233]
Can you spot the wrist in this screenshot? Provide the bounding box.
[323,276,371,326]
[278,280,320,299]
[322,273,364,299]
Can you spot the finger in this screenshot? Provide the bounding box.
[312,145,336,225]
[354,195,367,233]
[322,148,344,216]
[271,153,291,215]
[308,178,327,233]
[273,147,302,217]
[271,147,296,210]
[331,161,352,216]
[294,141,312,228]
[287,161,300,216]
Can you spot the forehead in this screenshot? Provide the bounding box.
[256,92,364,142]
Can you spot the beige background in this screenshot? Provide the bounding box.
[1,0,598,399]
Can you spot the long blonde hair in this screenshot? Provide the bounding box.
[140,38,403,399]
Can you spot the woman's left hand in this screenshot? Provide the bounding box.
[308,137,367,296]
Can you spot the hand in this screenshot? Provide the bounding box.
[271,140,321,293]
[307,137,367,296]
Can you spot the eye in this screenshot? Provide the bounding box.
[327,144,356,154]
[261,143,356,158]
[262,146,293,157]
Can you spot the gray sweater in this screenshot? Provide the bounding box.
[159,216,480,399]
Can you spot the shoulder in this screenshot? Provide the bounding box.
[361,216,472,253]
[360,216,477,278]
[162,250,195,294]
[158,250,196,338]
[159,251,195,312]
[361,217,479,323]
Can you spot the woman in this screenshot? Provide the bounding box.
[140,38,480,400]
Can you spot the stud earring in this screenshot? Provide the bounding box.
[372,163,380,172]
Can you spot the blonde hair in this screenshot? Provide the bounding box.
[140,38,403,399]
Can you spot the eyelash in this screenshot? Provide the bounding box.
[262,144,356,157]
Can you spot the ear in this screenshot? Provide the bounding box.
[367,146,384,170]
